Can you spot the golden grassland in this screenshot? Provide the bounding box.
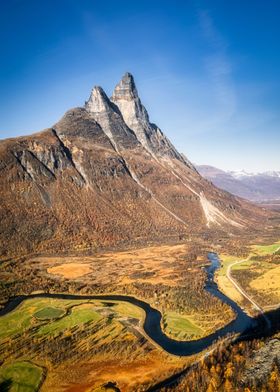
[0,242,238,390]
[250,265,280,292]
[47,263,92,278]
[39,244,194,287]
[217,240,280,311]
[26,243,234,340]
[216,254,245,306]
[0,297,190,392]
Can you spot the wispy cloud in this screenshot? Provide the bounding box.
[197,9,236,122]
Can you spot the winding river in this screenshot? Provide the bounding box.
[0,253,255,356]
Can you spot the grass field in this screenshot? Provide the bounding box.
[0,298,145,339]
[216,254,245,305]
[0,242,239,390]
[162,312,204,340]
[0,297,187,391]
[37,303,102,335]
[231,258,257,271]
[34,307,65,320]
[0,298,90,339]
[251,241,280,256]
[103,300,144,320]
[217,240,280,310]
[250,265,280,292]
[26,244,234,340]
[0,361,43,392]
[47,262,92,278]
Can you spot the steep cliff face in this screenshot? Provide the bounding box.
[0,73,271,258]
[111,72,190,164]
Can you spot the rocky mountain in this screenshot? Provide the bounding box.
[197,165,280,204]
[0,73,271,258]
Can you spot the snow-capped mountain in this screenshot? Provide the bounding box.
[197,165,280,205]
[229,170,280,180]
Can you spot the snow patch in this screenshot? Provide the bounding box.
[229,170,280,179]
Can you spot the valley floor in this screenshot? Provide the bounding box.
[218,240,280,315]
[0,239,280,391]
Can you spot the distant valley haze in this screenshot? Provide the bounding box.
[196,164,280,209]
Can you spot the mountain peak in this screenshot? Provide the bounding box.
[111,73,187,162]
[112,72,138,101]
[85,85,112,114]
[122,72,134,83]
[84,82,139,151]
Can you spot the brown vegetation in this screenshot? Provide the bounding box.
[0,244,235,337]
[160,338,280,392]
[47,263,92,278]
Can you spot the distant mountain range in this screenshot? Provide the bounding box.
[196,165,280,209]
[0,73,272,258]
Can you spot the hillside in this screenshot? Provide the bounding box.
[0,73,271,258]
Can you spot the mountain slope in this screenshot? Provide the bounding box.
[0,73,271,258]
[197,165,280,202]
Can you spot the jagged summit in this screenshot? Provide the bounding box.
[111,72,139,101]
[83,73,186,161]
[84,82,138,151]
[0,72,271,258]
[85,86,113,114]
[111,72,150,138]
[111,73,187,162]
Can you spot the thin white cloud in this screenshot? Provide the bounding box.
[198,9,236,121]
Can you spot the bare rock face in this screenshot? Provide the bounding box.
[0,73,273,258]
[85,85,138,151]
[243,339,280,384]
[85,85,113,114]
[111,73,150,138]
[111,73,189,163]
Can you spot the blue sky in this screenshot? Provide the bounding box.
[0,0,279,171]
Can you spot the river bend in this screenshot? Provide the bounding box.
[0,253,254,356]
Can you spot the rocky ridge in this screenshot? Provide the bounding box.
[0,73,271,258]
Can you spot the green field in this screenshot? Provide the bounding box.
[0,297,149,390]
[0,298,92,339]
[34,307,65,320]
[162,312,204,340]
[219,239,280,275]
[37,304,102,335]
[0,361,43,392]
[217,240,280,310]
[219,254,243,275]
[251,241,280,256]
[0,297,145,341]
[104,300,144,320]
[231,257,257,271]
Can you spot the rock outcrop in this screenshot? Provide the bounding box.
[111,73,191,164]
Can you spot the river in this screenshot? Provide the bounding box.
[0,253,254,356]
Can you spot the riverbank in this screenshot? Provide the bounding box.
[0,253,254,356]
